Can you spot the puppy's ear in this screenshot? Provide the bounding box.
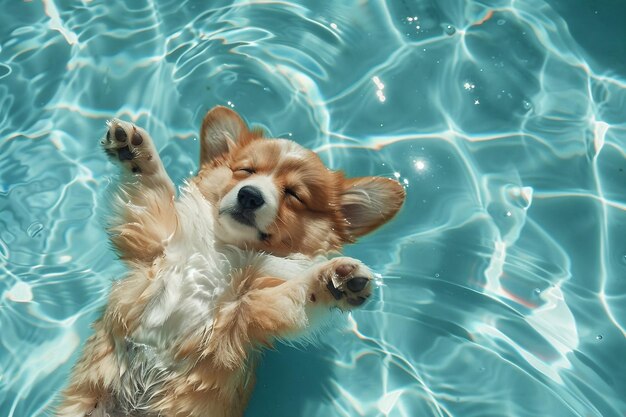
[340,177,405,240]
[200,106,249,165]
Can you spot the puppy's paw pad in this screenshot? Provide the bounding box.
[101,120,154,174]
[113,126,127,142]
[323,257,373,308]
[131,130,144,146]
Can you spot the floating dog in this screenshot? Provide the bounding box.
[57,106,405,417]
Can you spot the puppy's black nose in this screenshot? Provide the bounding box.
[238,186,265,210]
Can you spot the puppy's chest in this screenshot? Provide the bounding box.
[133,244,232,349]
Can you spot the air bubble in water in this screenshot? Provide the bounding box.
[435,273,440,278]
[522,100,533,111]
[497,19,506,25]
[443,24,456,35]
[27,222,44,238]
[596,335,603,340]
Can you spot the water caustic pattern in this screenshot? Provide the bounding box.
[0,0,625,415]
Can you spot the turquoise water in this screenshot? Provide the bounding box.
[1,0,625,415]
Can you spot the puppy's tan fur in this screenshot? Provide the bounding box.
[57,107,405,417]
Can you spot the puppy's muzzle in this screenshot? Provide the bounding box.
[229,186,266,228]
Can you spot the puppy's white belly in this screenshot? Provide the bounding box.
[134,253,230,348]
[133,184,233,348]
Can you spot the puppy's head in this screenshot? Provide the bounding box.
[194,106,405,256]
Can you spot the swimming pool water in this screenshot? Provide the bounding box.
[1,0,625,416]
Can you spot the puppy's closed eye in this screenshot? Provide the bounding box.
[234,167,255,178]
[284,187,303,204]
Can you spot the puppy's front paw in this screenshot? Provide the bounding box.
[316,257,373,309]
[101,119,158,175]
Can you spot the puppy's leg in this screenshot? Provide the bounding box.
[210,257,373,364]
[248,257,374,338]
[101,120,177,262]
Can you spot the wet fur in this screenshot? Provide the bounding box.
[57,107,405,417]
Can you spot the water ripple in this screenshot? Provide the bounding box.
[1,0,626,416]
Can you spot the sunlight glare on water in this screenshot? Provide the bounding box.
[1,0,625,416]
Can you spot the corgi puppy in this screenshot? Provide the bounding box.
[57,106,405,417]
